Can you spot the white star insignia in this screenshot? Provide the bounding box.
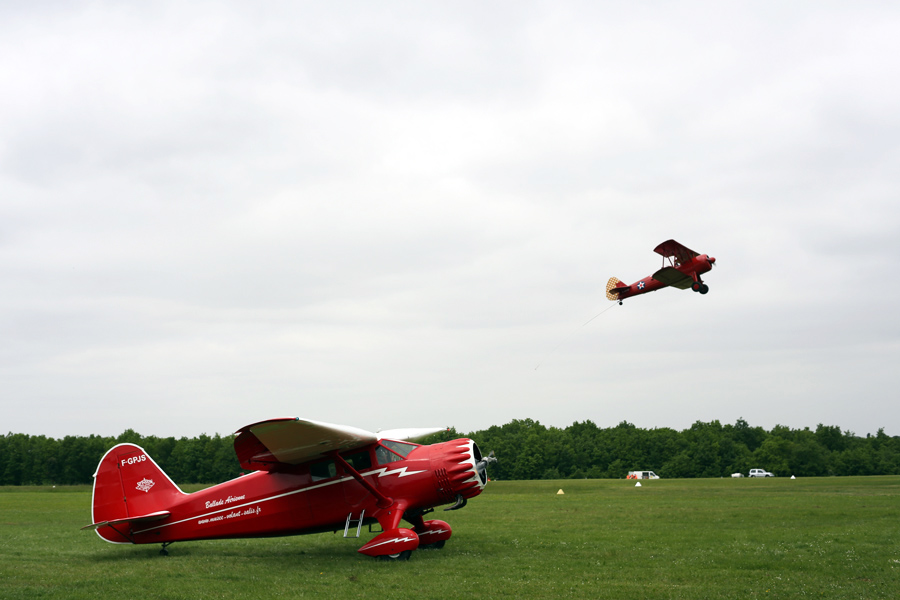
[637,281,645,290]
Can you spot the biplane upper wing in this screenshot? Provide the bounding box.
[652,266,694,290]
[653,239,699,266]
[234,418,445,471]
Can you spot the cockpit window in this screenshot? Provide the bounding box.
[375,440,417,465]
[376,445,401,465]
[342,450,372,471]
[310,459,337,481]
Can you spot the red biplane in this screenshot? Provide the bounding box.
[83,418,493,561]
[606,239,716,304]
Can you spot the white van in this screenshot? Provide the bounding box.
[627,471,659,479]
[749,468,774,477]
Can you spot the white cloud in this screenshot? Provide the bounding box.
[2,1,899,439]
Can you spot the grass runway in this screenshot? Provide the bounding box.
[2,477,899,599]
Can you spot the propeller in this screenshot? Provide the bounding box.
[475,451,497,484]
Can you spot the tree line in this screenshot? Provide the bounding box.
[2,419,899,485]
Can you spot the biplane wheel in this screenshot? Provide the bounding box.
[699,284,709,294]
[691,281,701,292]
[160,548,169,556]
[419,539,446,550]
[377,550,413,561]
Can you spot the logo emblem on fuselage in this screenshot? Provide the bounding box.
[136,478,155,493]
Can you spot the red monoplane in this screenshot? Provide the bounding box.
[606,239,716,304]
[83,418,493,560]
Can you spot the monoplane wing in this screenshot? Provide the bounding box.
[653,239,698,266]
[651,266,693,290]
[234,418,377,471]
[377,427,446,442]
[233,418,446,472]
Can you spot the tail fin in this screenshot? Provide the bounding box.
[88,443,185,543]
[606,277,626,301]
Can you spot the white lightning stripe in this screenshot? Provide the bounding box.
[370,466,426,478]
[419,529,450,537]
[366,536,417,549]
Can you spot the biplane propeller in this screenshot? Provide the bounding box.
[83,418,493,561]
[606,239,716,304]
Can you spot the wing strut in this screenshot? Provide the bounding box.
[331,453,393,508]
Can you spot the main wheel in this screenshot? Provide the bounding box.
[699,284,709,294]
[377,550,413,561]
[691,281,701,292]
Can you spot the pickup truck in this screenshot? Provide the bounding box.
[749,468,774,477]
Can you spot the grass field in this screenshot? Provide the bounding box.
[2,477,899,599]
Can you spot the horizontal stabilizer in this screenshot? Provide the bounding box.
[82,510,171,531]
[652,267,693,289]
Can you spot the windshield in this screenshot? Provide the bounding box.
[375,440,417,465]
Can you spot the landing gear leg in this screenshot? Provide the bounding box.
[160,542,173,556]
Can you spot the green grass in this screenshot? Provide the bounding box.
[2,477,899,599]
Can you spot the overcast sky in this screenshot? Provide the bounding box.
[2,2,899,440]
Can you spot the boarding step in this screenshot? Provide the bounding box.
[343,510,365,538]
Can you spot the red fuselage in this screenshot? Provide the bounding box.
[92,438,486,549]
[615,254,716,301]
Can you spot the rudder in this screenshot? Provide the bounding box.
[90,443,185,543]
[605,277,626,301]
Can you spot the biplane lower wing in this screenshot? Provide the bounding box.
[651,267,693,290]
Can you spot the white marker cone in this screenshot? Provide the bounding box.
[635,482,641,487]
[557,489,565,495]
[791,475,796,479]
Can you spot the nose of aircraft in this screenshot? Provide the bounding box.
[435,439,491,503]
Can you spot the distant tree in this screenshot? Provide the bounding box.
[815,424,846,453]
[4,419,900,485]
[753,436,792,476]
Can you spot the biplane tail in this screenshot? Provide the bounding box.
[84,444,184,543]
[605,277,628,301]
